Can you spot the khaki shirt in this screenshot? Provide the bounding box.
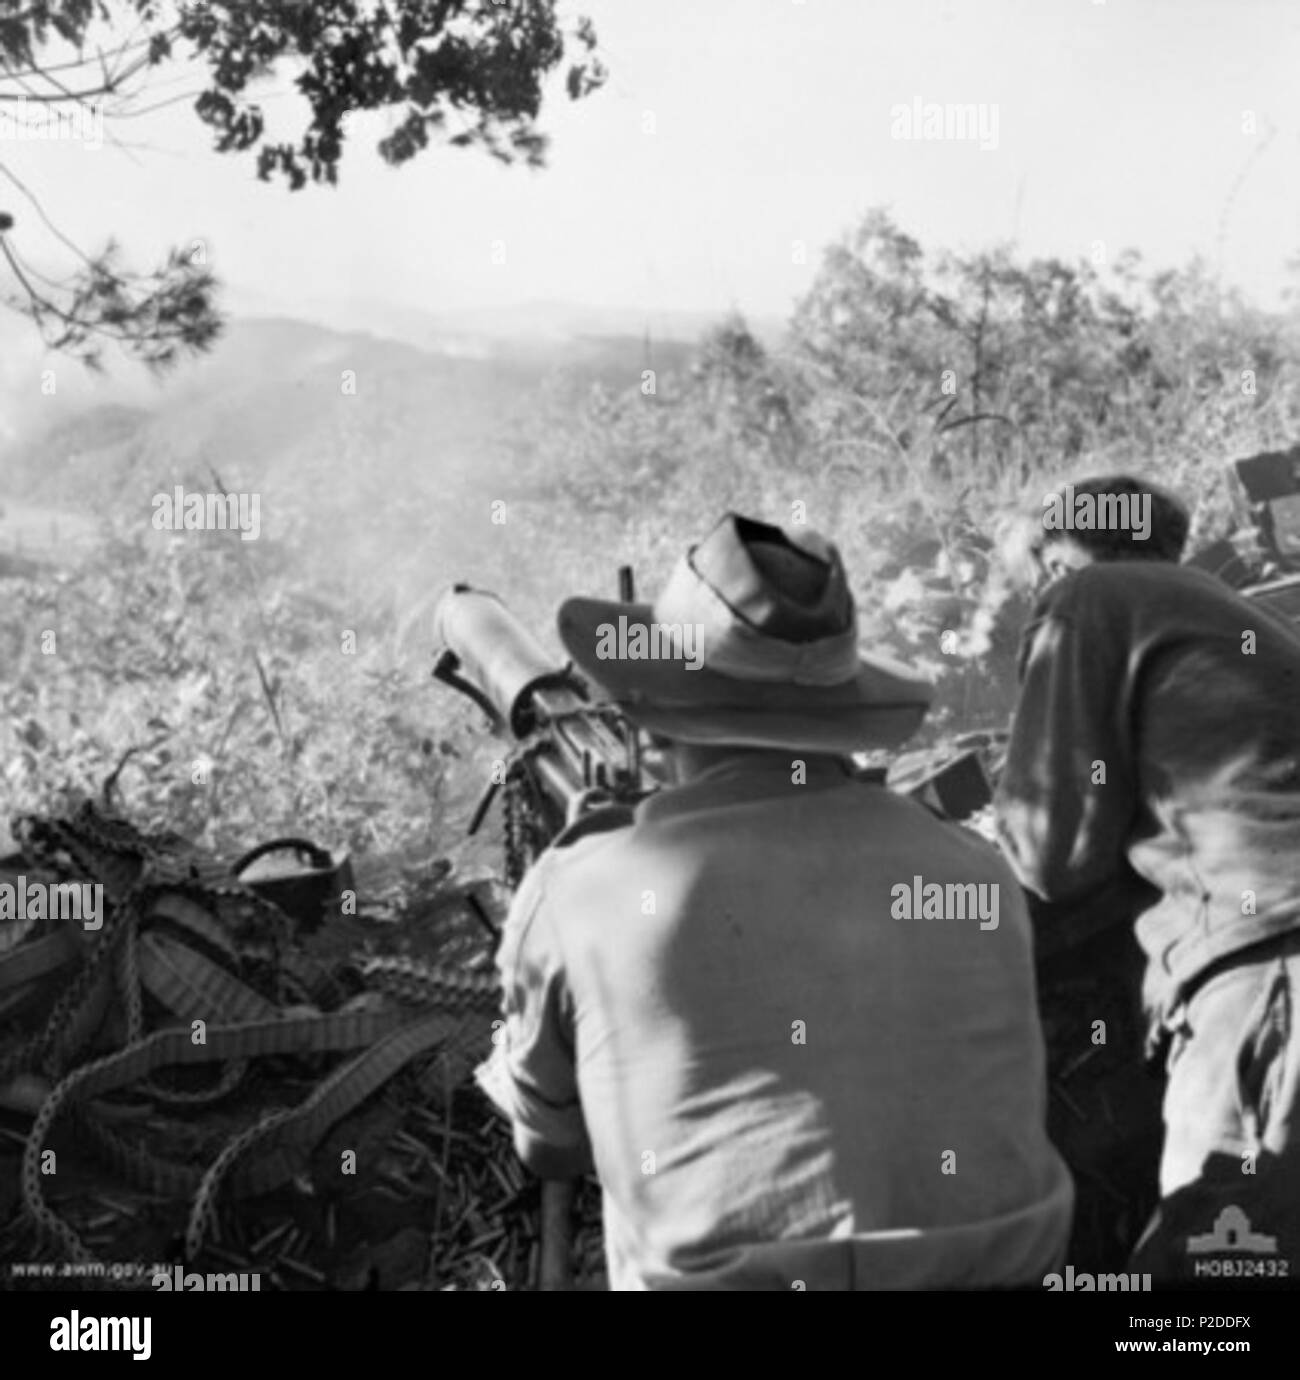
[480,751,1071,1289]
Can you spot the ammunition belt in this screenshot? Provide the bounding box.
[356,955,499,1009]
[22,1007,479,1270]
[0,798,498,1283]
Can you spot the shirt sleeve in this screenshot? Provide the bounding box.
[994,586,1139,908]
[480,858,594,1180]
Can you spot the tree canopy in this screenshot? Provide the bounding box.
[0,0,604,369]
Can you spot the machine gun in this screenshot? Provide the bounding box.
[432,570,663,889]
[433,577,999,872]
[431,569,662,1290]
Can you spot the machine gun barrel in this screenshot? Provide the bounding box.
[433,585,582,738]
[433,584,648,821]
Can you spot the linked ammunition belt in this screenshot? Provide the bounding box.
[0,800,500,1285]
[356,954,499,1008]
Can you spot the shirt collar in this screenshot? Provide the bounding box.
[639,751,855,821]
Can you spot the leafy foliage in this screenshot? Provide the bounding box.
[1,517,454,862]
[1,0,604,188]
[4,210,1298,853]
[500,210,1300,739]
[0,0,603,367]
[0,235,221,373]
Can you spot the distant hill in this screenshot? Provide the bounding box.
[240,294,786,355]
[0,313,699,503]
[0,311,705,615]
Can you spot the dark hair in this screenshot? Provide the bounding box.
[1038,473,1189,563]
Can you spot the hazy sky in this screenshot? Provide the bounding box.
[1,0,1298,334]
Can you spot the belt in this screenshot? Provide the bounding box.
[1180,926,1300,1007]
[1146,925,1300,1065]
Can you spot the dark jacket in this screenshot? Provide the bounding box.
[995,560,1300,1019]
